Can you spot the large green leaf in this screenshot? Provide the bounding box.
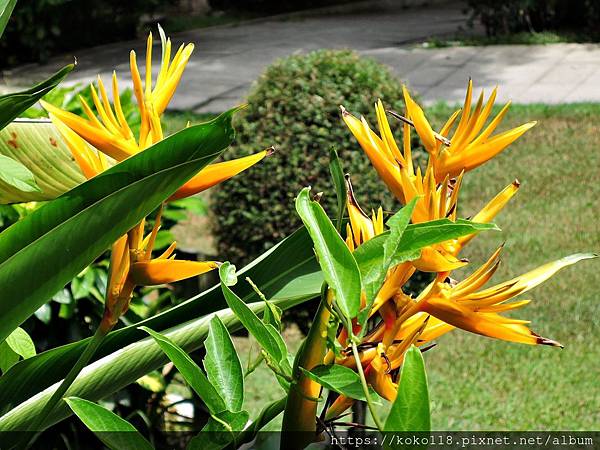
[360,199,416,316]
[0,0,16,39]
[4,327,35,359]
[141,326,226,415]
[0,295,313,438]
[220,263,286,365]
[65,397,153,450]
[296,187,362,319]
[0,154,40,194]
[301,365,379,403]
[0,65,74,131]
[0,226,323,425]
[354,219,499,282]
[204,315,244,412]
[328,148,346,231]
[384,346,430,433]
[0,109,237,344]
[0,120,85,203]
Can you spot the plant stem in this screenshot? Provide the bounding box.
[21,326,107,448]
[347,320,384,431]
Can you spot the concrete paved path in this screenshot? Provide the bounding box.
[2,1,599,111]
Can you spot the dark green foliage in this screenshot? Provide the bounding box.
[208,0,357,14]
[466,0,600,40]
[213,49,425,266]
[0,0,174,66]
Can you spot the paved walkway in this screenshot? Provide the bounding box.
[2,1,599,111]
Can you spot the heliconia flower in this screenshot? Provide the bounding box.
[101,205,219,330]
[41,25,268,199]
[400,251,597,347]
[402,80,536,181]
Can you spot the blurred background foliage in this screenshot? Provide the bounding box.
[466,0,600,40]
[0,0,175,67]
[211,49,432,331]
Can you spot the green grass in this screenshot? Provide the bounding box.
[165,103,600,430]
[420,31,594,48]
[419,103,600,430]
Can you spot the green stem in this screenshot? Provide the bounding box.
[21,326,107,448]
[343,315,384,432]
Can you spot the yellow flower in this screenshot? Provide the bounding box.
[42,26,268,199]
[401,80,536,181]
[101,205,218,330]
[395,251,596,347]
[342,98,522,272]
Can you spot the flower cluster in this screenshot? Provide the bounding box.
[41,27,267,331]
[322,81,590,418]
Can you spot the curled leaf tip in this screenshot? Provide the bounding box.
[513,179,521,187]
[339,105,348,116]
[313,192,323,203]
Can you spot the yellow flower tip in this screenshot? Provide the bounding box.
[339,104,349,116]
[534,332,563,348]
[265,145,276,157]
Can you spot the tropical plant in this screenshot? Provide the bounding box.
[0,3,595,450]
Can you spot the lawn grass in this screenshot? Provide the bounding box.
[419,31,596,49]
[420,103,600,430]
[163,103,600,430]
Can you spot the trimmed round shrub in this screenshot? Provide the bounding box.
[212,49,425,266]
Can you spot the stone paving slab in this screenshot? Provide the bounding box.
[1,2,599,111]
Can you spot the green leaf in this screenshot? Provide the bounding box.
[361,199,417,319]
[0,340,19,372]
[5,327,35,359]
[0,121,85,203]
[384,346,430,432]
[65,397,153,450]
[328,147,346,231]
[0,226,321,429]
[219,263,285,365]
[295,187,362,319]
[0,109,237,343]
[354,219,499,284]
[0,154,40,193]
[0,65,74,131]
[140,326,226,415]
[204,315,244,412]
[0,295,316,440]
[188,410,250,450]
[301,364,379,402]
[0,0,17,39]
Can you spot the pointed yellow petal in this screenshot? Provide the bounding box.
[412,246,468,272]
[324,395,355,421]
[341,107,405,202]
[346,176,375,244]
[158,241,177,259]
[108,234,130,292]
[461,253,597,306]
[145,31,153,98]
[112,71,134,140]
[423,296,561,346]
[402,85,436,154]
[154,43,194,115]
[129,259,219,286]
[458,180,520,248]
[50,115,101,179]
[170,149,269,201]
[42,100,134,161]
[452,245,503,295]
[451,79,473,144]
